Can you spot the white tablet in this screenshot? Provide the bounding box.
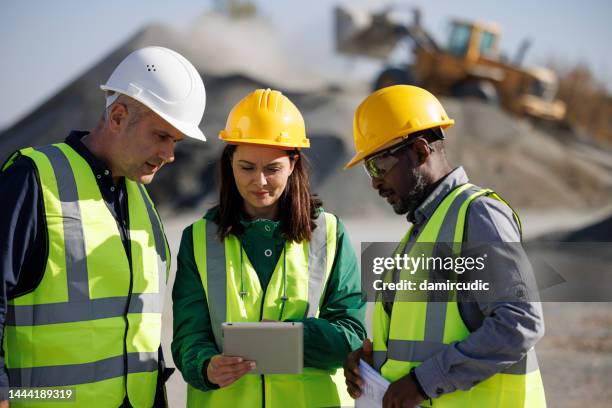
[222,322,303,374]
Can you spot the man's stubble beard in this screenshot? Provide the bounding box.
[393,168,428,218]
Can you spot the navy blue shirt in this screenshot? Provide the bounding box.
[0,131,130,388]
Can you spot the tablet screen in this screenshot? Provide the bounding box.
[222,322,304,374]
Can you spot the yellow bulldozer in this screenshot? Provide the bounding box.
[335,5,566,122]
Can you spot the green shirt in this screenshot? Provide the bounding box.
[171,208,367,391]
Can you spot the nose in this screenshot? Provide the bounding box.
[371,175,383,191]
[254,170,267,188]
[159,140,175,164]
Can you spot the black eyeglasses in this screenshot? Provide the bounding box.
[363,136,435,179]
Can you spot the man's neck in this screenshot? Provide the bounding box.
[406,164,454,223]
[422,161,453,199]
[81,130,121,185]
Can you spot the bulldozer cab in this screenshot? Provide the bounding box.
[515,67,566,120]
[526,67,560,102]
[446,20,500,61]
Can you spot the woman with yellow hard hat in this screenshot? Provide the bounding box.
[172,89,366,407]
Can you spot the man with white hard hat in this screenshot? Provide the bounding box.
[0,46,206,407]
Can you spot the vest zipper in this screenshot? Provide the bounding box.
[122,240,133,403]
[121,201,133,404]
[259,275,268,408]
[258,256,269,408]
[261,374,266,408]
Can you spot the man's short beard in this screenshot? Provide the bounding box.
[393,168,428,217]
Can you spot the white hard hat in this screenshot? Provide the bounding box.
[100,46,207,141]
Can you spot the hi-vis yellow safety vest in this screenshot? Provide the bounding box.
[373,183,546,407]
[2,143,169,407]
[188,213,353,407]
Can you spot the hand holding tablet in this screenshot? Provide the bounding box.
[207,354,256,388]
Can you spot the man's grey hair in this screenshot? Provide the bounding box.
[102,92,151,127]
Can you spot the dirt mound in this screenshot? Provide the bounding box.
[442,100,612,210]
[562,214,612,241]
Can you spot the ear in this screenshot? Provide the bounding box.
[412,138,432,165]
[107,103,129,133]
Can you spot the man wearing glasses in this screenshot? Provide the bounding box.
[343,85,546,407]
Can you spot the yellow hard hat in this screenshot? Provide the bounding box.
[345,85,454,168]
[219,88,310,149]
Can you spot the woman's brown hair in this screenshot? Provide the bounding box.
[214,144,322,242]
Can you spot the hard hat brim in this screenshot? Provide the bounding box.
[219,136,310,149]
[343,120,454,169]
[344,150,371,169]
[162,115,206,142]
[100,85,206,141]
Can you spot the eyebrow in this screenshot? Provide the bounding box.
[156,130,184,143]
[237,160,283,166]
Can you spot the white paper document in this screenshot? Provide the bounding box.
[355,359,390,408]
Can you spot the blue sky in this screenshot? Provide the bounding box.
[1,0,610,130]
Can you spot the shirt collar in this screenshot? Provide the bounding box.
[410,166,470,225]
[239,215,281,239]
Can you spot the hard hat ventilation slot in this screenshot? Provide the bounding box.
[264,89,271,109]
[146,64,157,72]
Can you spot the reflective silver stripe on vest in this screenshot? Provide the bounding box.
[434,185,483,252]
[305,213,328,318]
[7,293,160,326]
[421,185,483,346]
[385,340,538,374]
[373,351,387,372]
[132,183,167,315]
[205,221,227,351]
[136,183,168,268]
[384,237,416,314]
[6,145,166,326]
[7,352,157,387]
[387,339,446,362]
[501,348,539,374]
[203,213,333,350]
[39,145,90,302]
